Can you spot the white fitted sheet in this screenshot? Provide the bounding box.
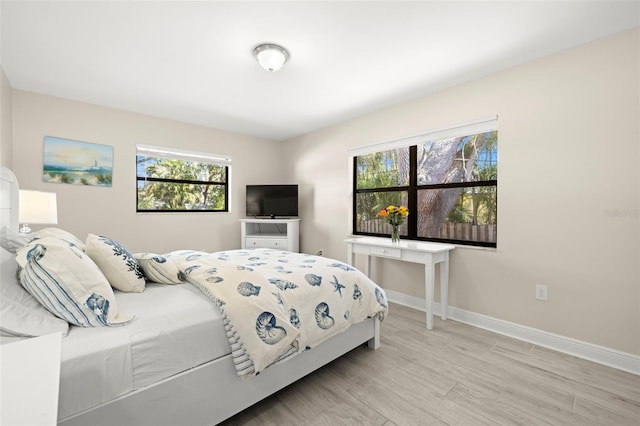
[57,282,229,421]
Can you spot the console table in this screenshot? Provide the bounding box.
[345,237,455,330]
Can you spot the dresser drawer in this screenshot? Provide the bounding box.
[245,237,287,250]
[368,245,401,258]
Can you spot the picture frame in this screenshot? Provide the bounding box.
[42,136,113,187]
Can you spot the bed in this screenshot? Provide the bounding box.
[0,166,386,425]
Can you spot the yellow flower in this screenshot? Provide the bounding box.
[378,205,409,225]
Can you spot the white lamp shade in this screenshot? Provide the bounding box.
[19,190,58,225]
[253,44,289,72]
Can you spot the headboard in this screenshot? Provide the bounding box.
[0,166,19,232]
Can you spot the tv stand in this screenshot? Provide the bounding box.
[240,218,300,252]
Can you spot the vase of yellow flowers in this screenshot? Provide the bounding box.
[378,205,409,243]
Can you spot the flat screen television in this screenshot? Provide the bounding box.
[246,184,298,218]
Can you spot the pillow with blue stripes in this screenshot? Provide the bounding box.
[15,236,133,327]
[1,246,69,337]
[32,227,85,251]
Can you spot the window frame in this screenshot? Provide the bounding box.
[351,117,497,248]
[135,144,231,213]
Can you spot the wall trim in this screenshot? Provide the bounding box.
[386,289,640,376]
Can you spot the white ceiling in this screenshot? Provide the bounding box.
[1,1,639,141]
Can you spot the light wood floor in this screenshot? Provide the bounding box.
[220,303,640,425]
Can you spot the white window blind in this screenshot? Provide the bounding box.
[136,144,231,166]
[348,116,498,157]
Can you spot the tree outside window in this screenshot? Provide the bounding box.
[136,150,229,212]
[354,130,497,247]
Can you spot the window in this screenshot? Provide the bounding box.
[352,117,497,247]
[136,144,231,212]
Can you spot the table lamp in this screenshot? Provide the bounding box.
[18,190,58,234]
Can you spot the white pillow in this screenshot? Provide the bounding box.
[134,253,183,285]
[15,237,133,327]
[85,234,145,293]
[1,247,69,337]
[32,227,85,251]
[0,226,31,254]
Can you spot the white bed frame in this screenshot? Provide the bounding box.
[60,319,379,426]
[0,166,381,426]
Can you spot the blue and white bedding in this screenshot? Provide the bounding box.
[167,249,388,377]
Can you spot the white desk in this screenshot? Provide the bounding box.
[345,237,455,330]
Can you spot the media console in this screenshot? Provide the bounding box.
[240,218,300,253]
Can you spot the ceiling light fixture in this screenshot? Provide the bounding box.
[253,43,289,72]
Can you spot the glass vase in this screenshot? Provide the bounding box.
[391,225,400,244]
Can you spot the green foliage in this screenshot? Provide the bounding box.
[96,174,112,185]
[356,150,402,189]
[356,149,407,222]
[137,157,226,211]
[444,131,497,225]
[445,186,497,226]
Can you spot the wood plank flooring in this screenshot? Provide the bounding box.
[220,303,640,425]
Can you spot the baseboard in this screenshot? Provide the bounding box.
[385,289,640,376]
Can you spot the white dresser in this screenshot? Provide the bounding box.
[240,218,300,252]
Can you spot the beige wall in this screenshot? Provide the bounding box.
[11,91,284,253]
[283,29,640,355]
[0,66,12,168]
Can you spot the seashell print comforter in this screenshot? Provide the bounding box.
[167,248,388,377]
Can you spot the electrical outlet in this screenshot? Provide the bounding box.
[316,250,323,256]
[535,284,548,301]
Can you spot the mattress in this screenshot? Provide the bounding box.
[57,282,229,421]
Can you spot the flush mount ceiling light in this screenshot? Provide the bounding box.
[253,43,289,72]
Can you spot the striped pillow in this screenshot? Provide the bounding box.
[31,227,85,251]
[15,237,132,327]
[1,248,69,337]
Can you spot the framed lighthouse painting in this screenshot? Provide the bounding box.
[42,136,113,187]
